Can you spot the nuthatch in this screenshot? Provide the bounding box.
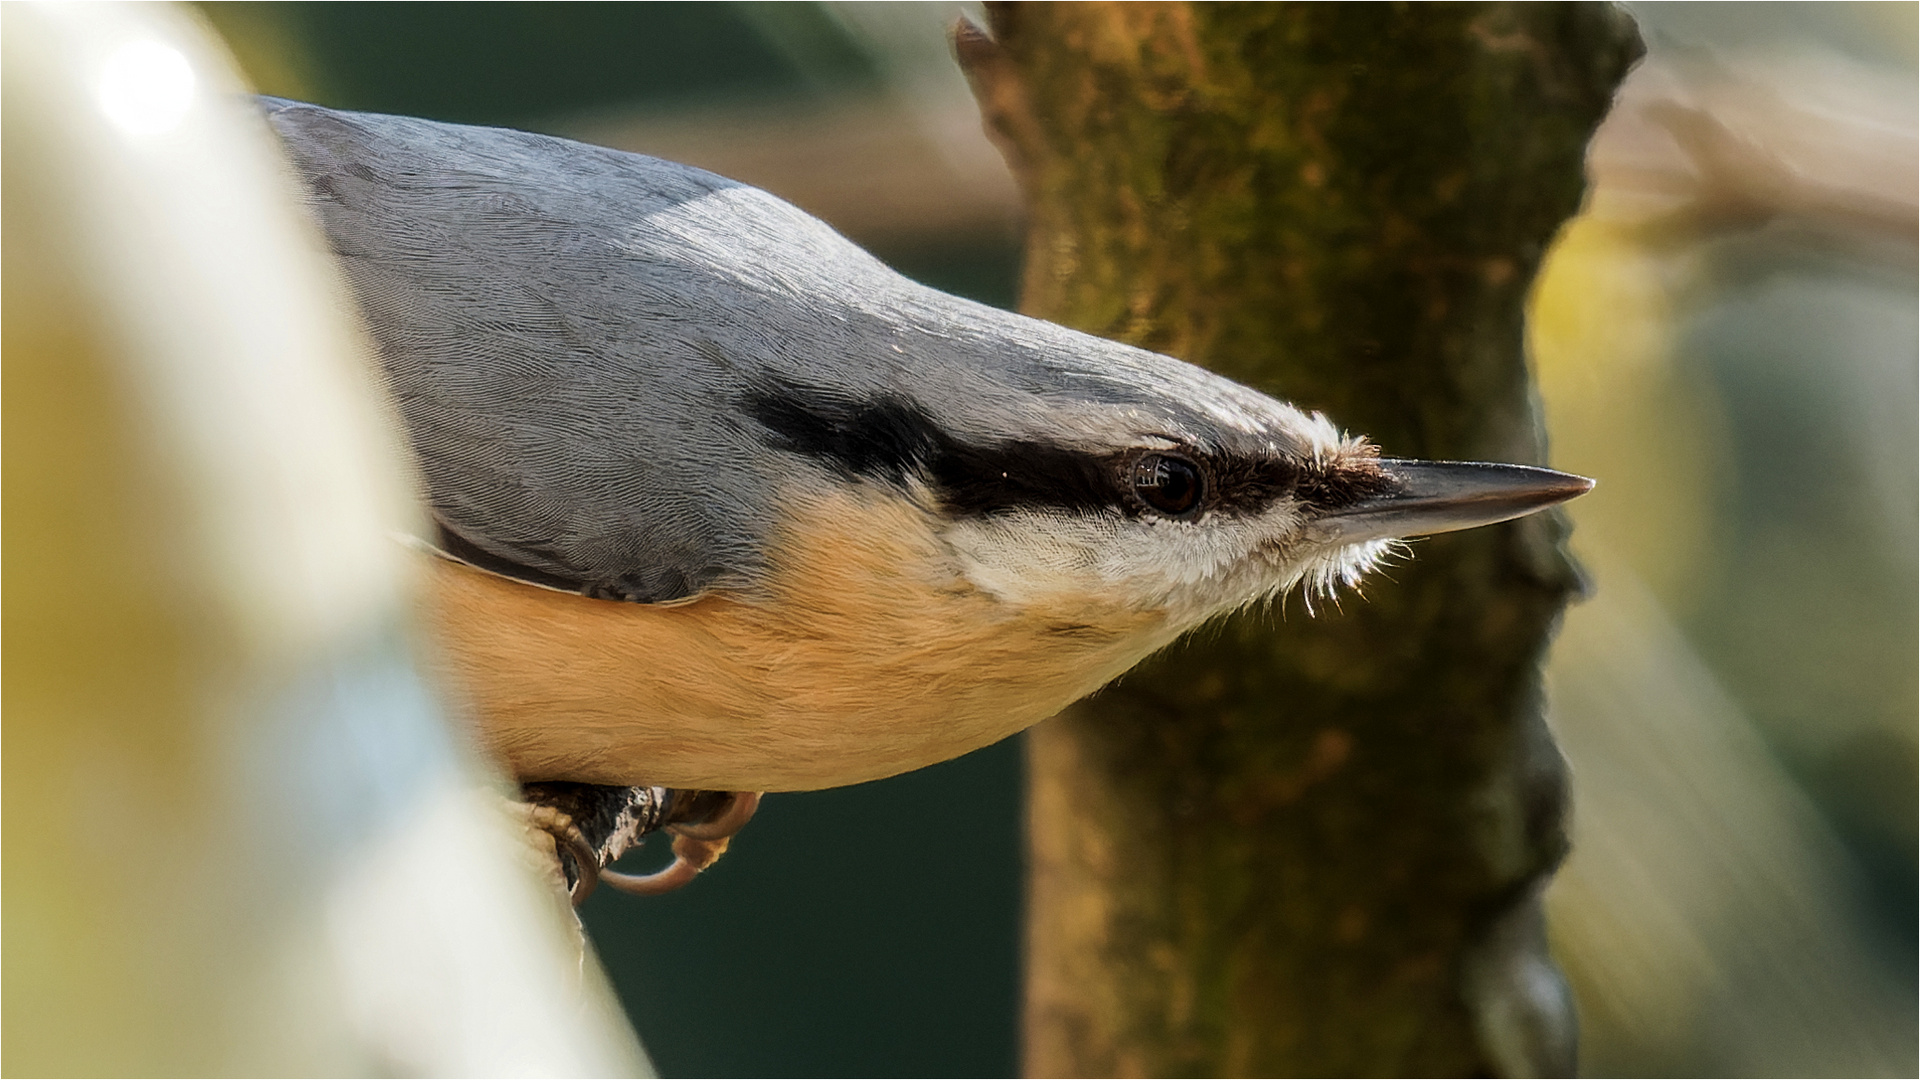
[265,99,1591,798]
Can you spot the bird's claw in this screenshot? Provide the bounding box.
[521,801,606,906]
[519,784,761,905]
[599,791,761,896]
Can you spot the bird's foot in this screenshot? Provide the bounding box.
[518,783,761,905]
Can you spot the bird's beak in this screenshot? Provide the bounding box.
[1315,460,1594,544]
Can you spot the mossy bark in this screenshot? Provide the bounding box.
[958,4,1640,1075]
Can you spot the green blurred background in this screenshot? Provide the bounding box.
[194,3,1916,1075]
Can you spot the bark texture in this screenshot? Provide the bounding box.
[957,4,1640,1076]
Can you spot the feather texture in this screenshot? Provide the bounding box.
[262,99,1345,605]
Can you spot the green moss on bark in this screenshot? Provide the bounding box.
[961,4,1640,1075]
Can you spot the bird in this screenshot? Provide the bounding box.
[263,98,1592,800]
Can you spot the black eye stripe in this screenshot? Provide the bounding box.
[743,379,1382,520]
[1209,456,1301,513]
[933,441,1125,516]
[744,387,941,483]
[745,381,1128,516]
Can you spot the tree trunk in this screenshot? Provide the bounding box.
[957,4,1641,1075]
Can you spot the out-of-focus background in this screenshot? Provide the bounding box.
[191,3,1916,1076]
[1535,4,1916,1075]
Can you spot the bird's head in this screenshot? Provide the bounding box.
[742,304,1590,646]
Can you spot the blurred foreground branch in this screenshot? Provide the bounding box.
[2,6,644,1073]
[959,4,1639,1074]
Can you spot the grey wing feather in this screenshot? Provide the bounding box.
[263,97,806,603]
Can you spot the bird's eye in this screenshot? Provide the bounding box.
[1131,453,1204,517]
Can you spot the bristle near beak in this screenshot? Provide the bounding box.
[1312,460,1594,545]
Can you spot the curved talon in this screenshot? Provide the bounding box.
[524,803,602,905]
[598,837,704,895]
[670,790,762,841]
[599,791,762,897]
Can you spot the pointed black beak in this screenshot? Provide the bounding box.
[1316,460,1594,544]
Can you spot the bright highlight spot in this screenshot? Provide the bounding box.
[98,40,196,136]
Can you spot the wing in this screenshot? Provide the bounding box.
[263,97,813,603]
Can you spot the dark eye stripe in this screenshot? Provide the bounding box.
[746,381,1128,516]
[744,379,1381,520]
[744,387,942,484]
[1209,456,1299,514]
[1208,452,1390,514]
[932,440,1127,516]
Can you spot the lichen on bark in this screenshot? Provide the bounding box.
[958,4,1641,1075]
